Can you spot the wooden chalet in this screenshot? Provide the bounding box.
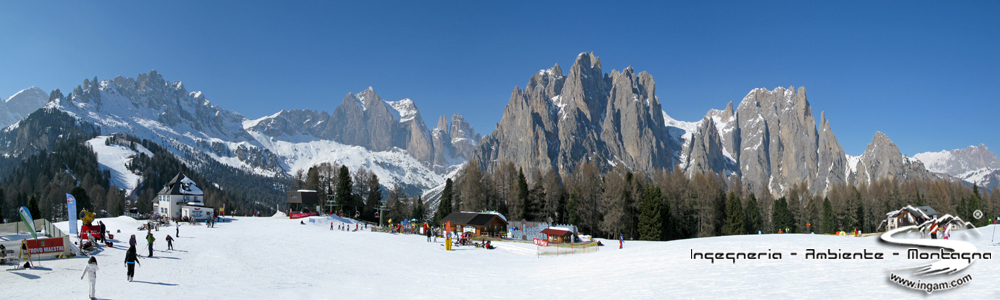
[541,227,575,244]
[440,212,507,237]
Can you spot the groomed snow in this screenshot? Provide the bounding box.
[5,217,998,298]
[86,136,150,194]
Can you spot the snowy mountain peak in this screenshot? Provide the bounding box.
[1,86,52,128]
[913,144,1000,189]
[6,86,47,103]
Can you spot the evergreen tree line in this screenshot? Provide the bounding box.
[293,163,384,223]
[446,159,1000,241]
[0,137,119,223]
[0,131,291,223]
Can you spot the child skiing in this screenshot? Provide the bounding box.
[124,245,140,282]
[80,256,99,300]
[166,235,174,250]
[619,235,624,249]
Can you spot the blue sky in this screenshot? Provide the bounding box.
[1,1,997,156]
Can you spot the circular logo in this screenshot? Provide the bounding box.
[973,209,983,220]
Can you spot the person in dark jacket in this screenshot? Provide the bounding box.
[124,246,140,282]
[166,235,174,250]
[99,221,107,243]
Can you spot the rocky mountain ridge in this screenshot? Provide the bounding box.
[473,53,945,198]
[913,144,1000,189]
[0,71,469,195]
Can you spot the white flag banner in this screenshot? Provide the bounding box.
[67,193,78,235]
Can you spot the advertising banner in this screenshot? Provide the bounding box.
[18,206,37,240]
[289,212,318,219]
[24,237,65,254]
[66,193,78,235]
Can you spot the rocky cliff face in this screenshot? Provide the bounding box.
[848,132,935,185]
[681,87,934,197]
[472,53,678,178]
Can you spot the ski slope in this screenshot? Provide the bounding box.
[3,217,999,299]
[85,136,153,194]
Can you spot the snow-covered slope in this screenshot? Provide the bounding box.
[12,216,996,299]
[244,130,444,191]
[85,136,153,194]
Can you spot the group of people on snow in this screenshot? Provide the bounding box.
[82,220,191,298]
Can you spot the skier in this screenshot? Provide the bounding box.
[619,235,624,249]
[176,223,180,237]
[331,222,334,230]
[124,245,140,282]
[129,234,137,249]
[80,256,99,300]
[146,232,155,257]
[426,227,432,242]
[166,235,174,250]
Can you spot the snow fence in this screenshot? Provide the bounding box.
[536,241,600,257]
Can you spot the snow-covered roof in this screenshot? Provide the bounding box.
[159,173,204,196]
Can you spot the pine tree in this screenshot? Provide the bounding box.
[305,167,320,191]
[822,197,835,233]
[27,194,41,219]
[856,202,865,233]
[722,192,744,235]
[70,186,92,213]
[364,174,382,222]
[744,193,761,234]
[566,194,579,226]
[411,195,425,220]
[661,192,674,240]
[773,197,794,233]
[434,179,453,223]
[637,186,662,240]
[970,184,984,227]
[513,168,528,220]
[335,165,353,214]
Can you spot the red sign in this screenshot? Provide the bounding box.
[533,238,549,247]
[24,237,65,254]
[290,212,318,219]
[79,225,101,239]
